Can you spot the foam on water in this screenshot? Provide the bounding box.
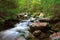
[0,17,35,40]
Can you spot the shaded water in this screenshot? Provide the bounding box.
[0,17,35,40]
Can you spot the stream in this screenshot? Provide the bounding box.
[0,17,35,40]
[0,17,60,40]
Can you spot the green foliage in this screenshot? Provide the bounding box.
[0,0,22,25]
[19,0,55,17]
[41,0,55,13]
[44,13,54,18]
[0,0,20,20]
[0,0,59,21]
[54,0,60,16]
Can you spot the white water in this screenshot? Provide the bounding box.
[0,17,35,40]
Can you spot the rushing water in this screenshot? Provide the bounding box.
[0,17,35,40]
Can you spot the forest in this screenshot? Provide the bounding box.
[0,0,60,40]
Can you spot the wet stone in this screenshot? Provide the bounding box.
[29,21,51,40]
[30,22,48,27]
[29,22,49,33]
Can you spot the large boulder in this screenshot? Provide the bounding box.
[29,22,51,40]
[29,22,50,33]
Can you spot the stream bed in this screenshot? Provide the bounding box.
[0,17,35,40]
